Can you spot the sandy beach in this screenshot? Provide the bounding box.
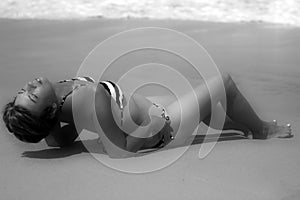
[0,18,300,200]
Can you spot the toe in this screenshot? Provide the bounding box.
[286,123,292,134]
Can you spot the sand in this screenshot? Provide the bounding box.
[0,18,300,200]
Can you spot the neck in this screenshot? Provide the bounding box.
[52,82,75,123]
[53,82,76,109]
[53,82,65,107]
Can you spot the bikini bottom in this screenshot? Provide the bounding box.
[148,103,174,148]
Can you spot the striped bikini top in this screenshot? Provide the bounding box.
[58,77,125,124]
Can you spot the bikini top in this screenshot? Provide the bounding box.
[58,76,125,124]
[57,76,95,110]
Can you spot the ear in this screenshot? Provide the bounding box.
[49,103,58,119]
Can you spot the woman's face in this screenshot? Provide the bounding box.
[14,77,57,116]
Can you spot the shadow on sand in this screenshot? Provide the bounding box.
[22,132,248,159]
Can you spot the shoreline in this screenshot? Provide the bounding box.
[1,16,300,28]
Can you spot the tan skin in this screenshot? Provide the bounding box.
[14,77,167,157]
[15,75,292,158]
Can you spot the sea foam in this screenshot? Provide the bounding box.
[0,0,299,26]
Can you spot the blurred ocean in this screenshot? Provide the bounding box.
[0,0,300,26]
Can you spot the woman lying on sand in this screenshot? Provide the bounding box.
[3,73,292,158]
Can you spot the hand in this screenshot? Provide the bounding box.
[149,105,166,137]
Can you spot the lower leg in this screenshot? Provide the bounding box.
[203,111,251,136]
[221,75,265,138]
[221,74,291,138]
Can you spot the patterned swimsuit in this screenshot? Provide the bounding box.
[58,76,125,114]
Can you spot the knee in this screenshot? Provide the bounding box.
[220,71,231,82]
[220,72,233,85]
[220,72,237,93]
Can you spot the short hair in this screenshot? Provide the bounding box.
[2,98,59,143]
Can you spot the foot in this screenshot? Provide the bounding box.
[256,120,293,139]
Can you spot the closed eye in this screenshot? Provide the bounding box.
[17,88,25,94]
[17,89,37,103]
[28,95,37,103]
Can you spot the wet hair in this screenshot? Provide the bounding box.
[2,98,59,143]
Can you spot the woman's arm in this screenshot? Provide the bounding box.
[45,123,79,147]
[125,119,153,153]
[94,85,165,158]
[125,94,168,151]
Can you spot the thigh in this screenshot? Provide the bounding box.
[119,93,153,134]
[166,76,226,146]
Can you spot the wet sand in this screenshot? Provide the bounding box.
[0,18,300,200]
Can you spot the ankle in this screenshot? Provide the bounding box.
[252,121,268,139]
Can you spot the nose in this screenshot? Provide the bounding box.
[25,82,37,91]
